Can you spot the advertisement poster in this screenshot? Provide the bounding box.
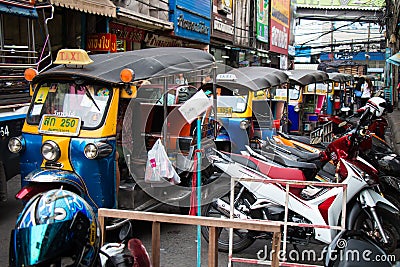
[256,0,269,42]
[270,0,289,54]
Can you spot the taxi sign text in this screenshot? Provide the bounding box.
[54,49,94,65]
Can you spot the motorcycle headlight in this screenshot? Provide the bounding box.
[240,120,249,130]
[8,136,24,153]
[84,143,98,159]
[41,141,61,162]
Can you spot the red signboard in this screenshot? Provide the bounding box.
[269,20,289,55]
[109,22,146,43]
[87,33,117,53]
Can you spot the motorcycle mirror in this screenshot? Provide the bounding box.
[118,221,132,242]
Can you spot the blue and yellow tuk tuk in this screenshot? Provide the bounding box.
[210,67,288,153]
[9,48,217,213]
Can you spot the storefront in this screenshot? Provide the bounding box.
[48,0,116,50]
[209,0,236,67]
[108,22,145,52]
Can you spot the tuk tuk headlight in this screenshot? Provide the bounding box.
[240,120,250,130]
[41,141,61,162]
[84,143,98,159]
[84,142,112,159]
[8,136,25,153]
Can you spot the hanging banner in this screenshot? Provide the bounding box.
[256,0,269,43]
[87,33,117,53]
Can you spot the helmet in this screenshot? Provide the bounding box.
[366,97,387,117]
[9,189,100,267]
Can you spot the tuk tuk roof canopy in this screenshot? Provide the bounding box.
[286,69,329,86]
[216,67,289,92]
[327,72,353,83]
[35,47,215,85]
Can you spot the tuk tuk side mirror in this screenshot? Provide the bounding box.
[255,90,265,98]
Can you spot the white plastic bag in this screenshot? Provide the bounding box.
[145,139,181,185]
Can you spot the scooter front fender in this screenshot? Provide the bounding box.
[23,169,87,196]
[359,188,399,214]
[347,189,399,230]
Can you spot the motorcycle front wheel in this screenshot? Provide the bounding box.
[201,187,262,253]
[353,208,400,253]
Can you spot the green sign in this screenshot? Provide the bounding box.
[256,0,269,43]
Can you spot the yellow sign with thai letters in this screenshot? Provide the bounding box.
[39,115,81,136]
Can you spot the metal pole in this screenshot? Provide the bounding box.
[228,176,235,267]
[330,22,334,61]
[163,77,168,147]
[196,115,202,267]
[366,23,370,69]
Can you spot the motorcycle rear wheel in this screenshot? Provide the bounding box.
[201,187,262,253]
[353,208,400,254]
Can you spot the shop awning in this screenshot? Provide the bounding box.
[50,0,116,17]
[0,3,38,18]
[387,52,400,66]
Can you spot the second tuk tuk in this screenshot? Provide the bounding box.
[209,67,288,153]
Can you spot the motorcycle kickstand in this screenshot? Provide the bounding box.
[369,207,389,244]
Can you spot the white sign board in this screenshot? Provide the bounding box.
[178,90,212,123]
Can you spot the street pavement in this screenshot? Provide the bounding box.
[0,175,23,267]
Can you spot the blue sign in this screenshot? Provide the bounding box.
[320,52,385,61]
[295,46,311,57]
[169,0,211,43]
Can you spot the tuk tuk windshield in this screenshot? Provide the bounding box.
[27,81,112,129]
[217,92,248,113]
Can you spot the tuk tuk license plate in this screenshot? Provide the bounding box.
[217,107,233,117]
[39,115,81,136]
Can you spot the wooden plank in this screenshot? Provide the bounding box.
[98,215,105,246]
[152,221,161,267]
[271,231,282,267]
[208,226,218,267]
[98,209,282,233]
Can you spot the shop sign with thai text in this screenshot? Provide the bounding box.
[87,33,117,52]
[109,23,145,43]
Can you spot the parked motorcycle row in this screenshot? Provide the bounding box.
[7,48,398,266]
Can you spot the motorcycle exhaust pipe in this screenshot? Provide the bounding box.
[214,198,250,220]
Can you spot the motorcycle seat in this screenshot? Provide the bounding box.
[276,131,328,149]
[228,153,306,189]
[256,150,318,181]
[265,143,321,163]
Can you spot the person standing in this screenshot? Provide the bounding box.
[361,77,373,107]
[175,73,188,85]
[354,77,364,109]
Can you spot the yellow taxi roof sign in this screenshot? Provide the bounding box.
[54,49,94,65]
